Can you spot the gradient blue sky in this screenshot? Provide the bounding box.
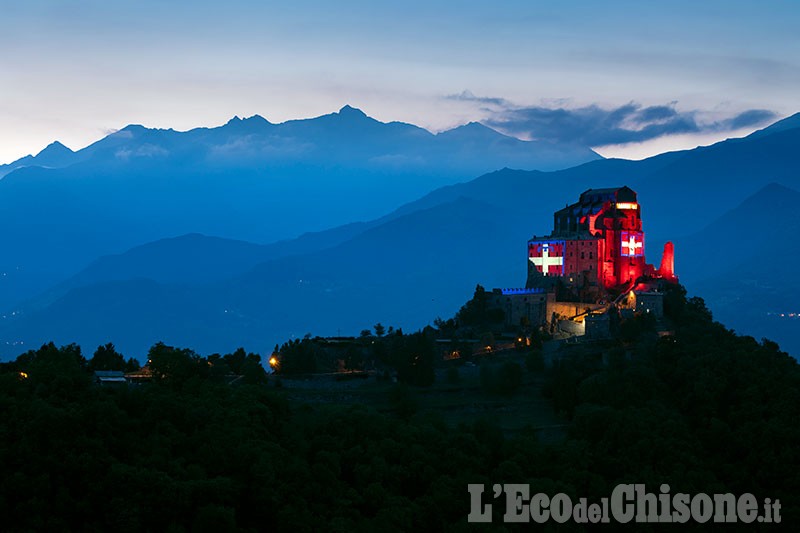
[1,0,798,163]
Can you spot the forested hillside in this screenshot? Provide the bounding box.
[0,286,797,530]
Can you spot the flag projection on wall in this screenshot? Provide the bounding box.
[620,231,644,257]
[528,241,565,276]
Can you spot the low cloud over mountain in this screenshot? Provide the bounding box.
[448,91,777,146]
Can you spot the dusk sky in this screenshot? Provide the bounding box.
[2,0,798,163]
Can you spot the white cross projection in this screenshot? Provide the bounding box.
[622,234,643,256]
[530,244,563,275]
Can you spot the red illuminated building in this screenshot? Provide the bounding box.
[526,186,675,293]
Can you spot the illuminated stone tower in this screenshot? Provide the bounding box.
[658,241,676,282]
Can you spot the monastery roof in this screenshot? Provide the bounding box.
[580,186,630,195]
[553,186,637,219]
[528,231,600,242]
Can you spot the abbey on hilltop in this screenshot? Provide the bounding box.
[490,186,678,336]
[527,186,675,291]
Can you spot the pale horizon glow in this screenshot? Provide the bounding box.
[592,126,766,160]
[1,1,798,164]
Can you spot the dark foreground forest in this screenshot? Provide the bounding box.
[1,286,798,531]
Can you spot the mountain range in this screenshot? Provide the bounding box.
[0,106,599,310]
[1,111,798,359]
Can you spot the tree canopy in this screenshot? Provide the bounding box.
[1,285,798,528]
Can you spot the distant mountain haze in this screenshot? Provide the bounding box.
[1,112,798,359]
[0,106,600,309]
[683,183,800,355]
[2,197,525,357]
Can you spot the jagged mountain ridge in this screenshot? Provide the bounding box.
[0,141,76,177]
